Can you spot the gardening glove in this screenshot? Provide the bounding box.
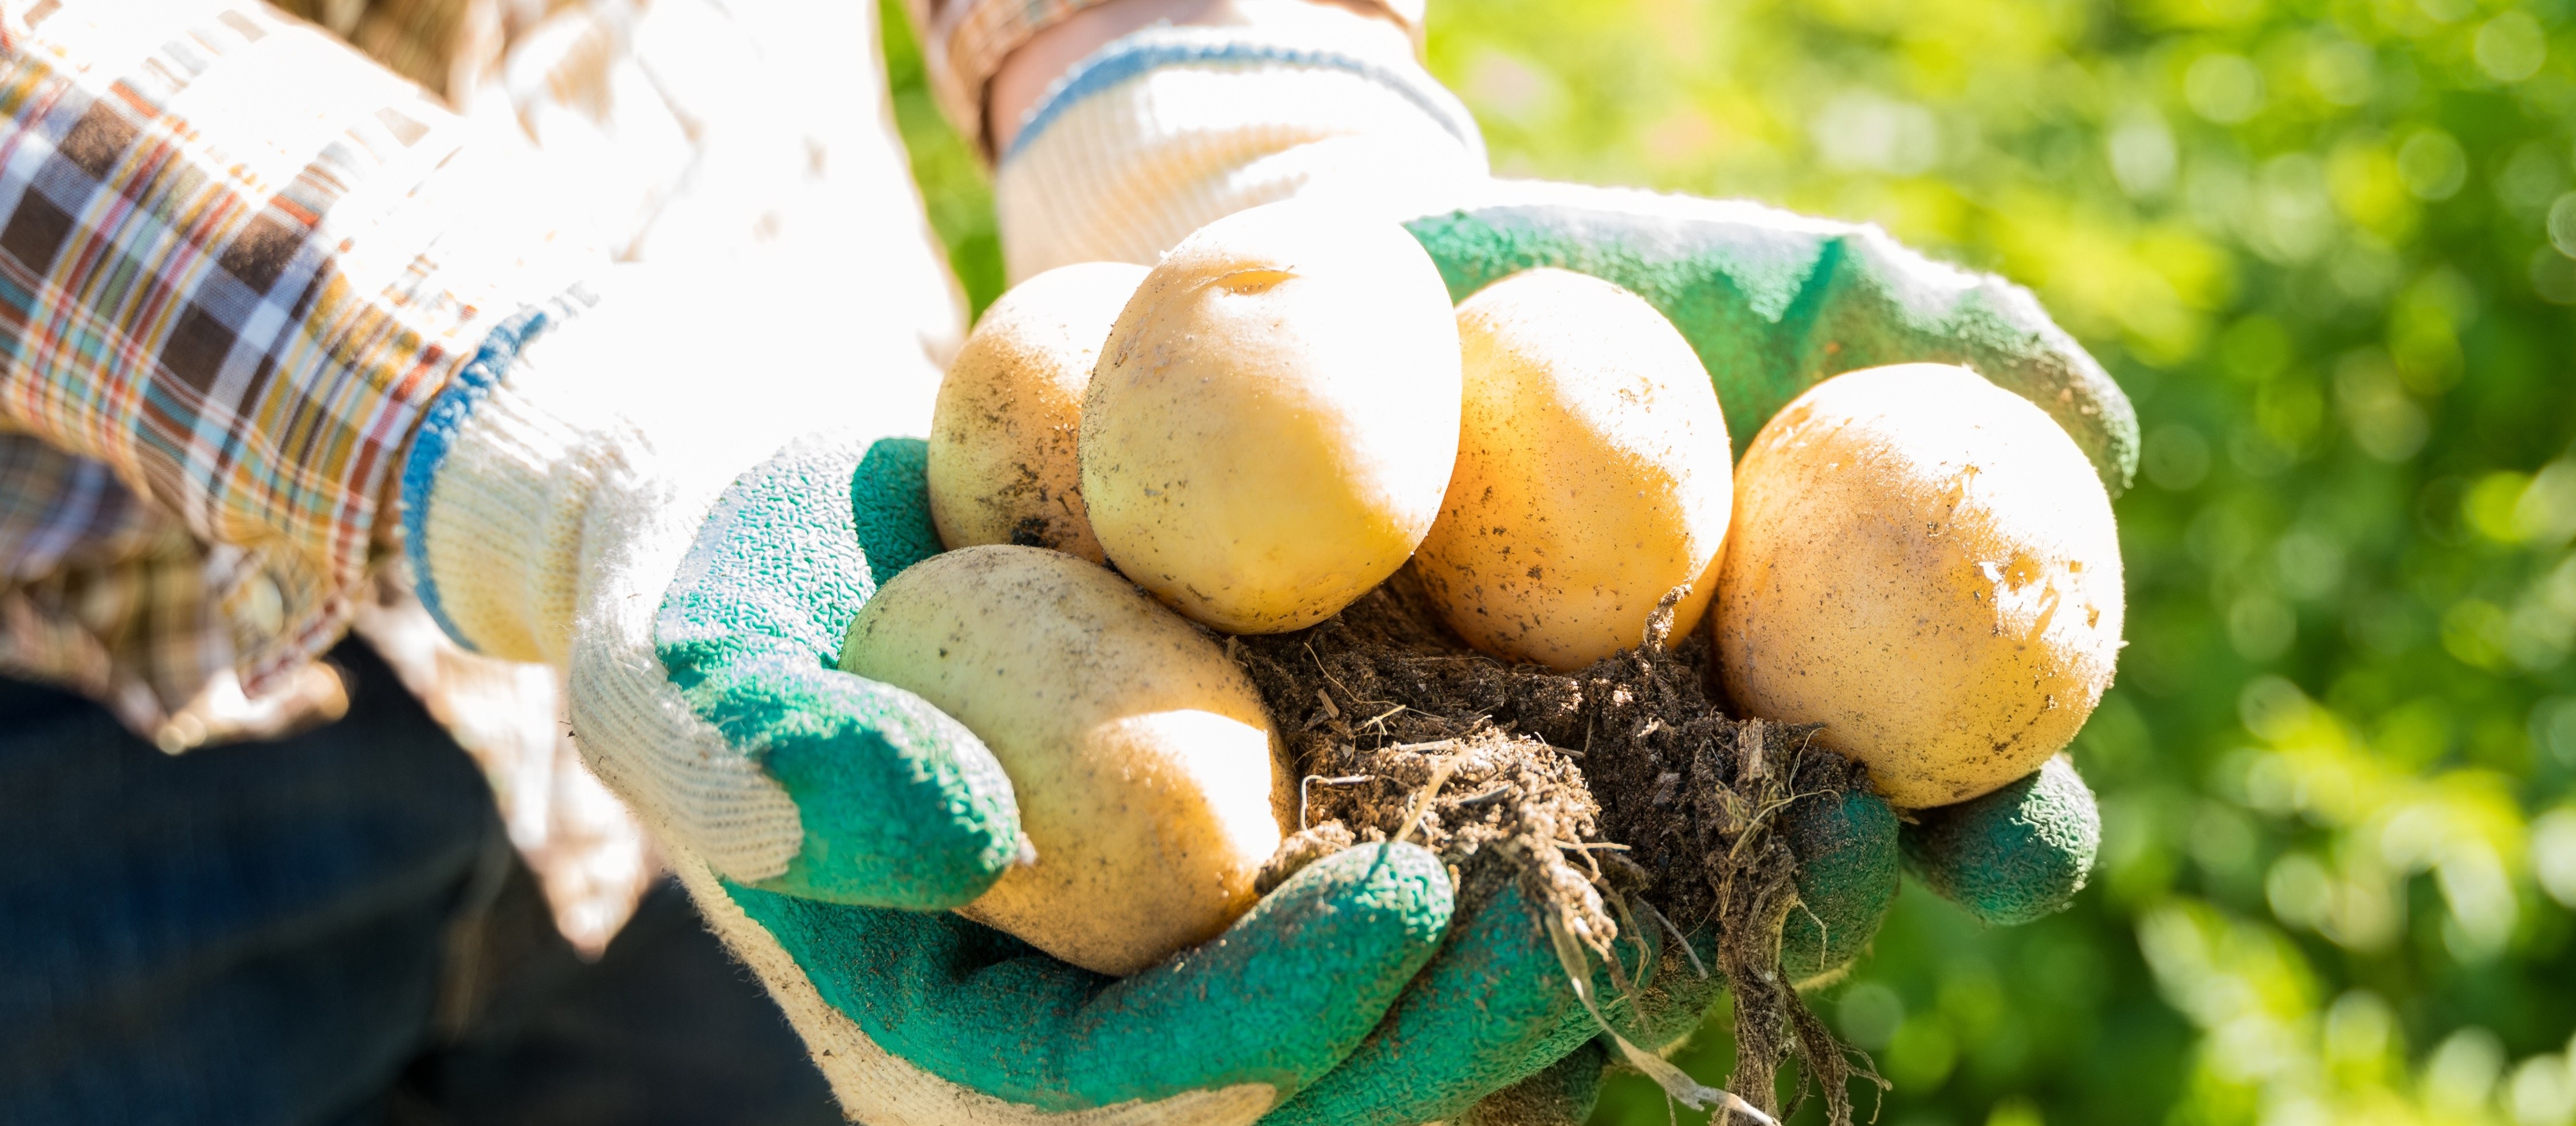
[1342,187,2127,1125]
[399,263,1459,1124]
[984,18,2126,1124]
[1395,178,2135,926]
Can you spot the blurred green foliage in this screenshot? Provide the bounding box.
[878,0,1003,315]
[879,0,2576,1121]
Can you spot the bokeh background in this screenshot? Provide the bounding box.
[878,1,2576,1121]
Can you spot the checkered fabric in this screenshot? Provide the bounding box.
[904,0,1424,158]
[0,431,228,729]
[0,0,589,728]
[0,430,163,581]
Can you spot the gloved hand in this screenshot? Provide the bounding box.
[984,21,2130,1116]
[1401,180,2125,954]
[1180,184,2139,1126]
[398,263,1459,1124]
[1261,183,2134,1126]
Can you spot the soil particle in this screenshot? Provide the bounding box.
[1229,565,1877,1125]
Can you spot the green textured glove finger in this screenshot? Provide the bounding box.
[1781,788,1905,988]
[1403,182,2139,495]
[1904,754,2103,926]
[1262,879,1668,1126]
[650,433,1025,907]
[1458,1041,1611,1126]
[693,841,1454,1122]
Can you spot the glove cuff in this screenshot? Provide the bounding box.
[398,286,822,887]
[992,23,1488,281]
[400,293,602,664]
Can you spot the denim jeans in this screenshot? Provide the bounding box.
[0,641,842,1126]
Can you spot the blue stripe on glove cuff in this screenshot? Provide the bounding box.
[398,286,602,653]
[398,304,555,653]
[1002,31,1486,166]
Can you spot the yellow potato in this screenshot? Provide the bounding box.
[838,545,1291,975]
[1415,269,1733,671]
[1715,364,2125,809]
[1081,200,1462,633]
[927,262,1150,561]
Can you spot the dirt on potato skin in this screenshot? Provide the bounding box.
[1228,566,1879,1125]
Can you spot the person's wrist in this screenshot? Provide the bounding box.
[987,0,1412,155]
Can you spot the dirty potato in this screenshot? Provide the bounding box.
[1415,268,1732,671]
[1715,364,2124,809]
[838,545,1291,975]
[1081,200,1462,633]
[928,262,1149,561]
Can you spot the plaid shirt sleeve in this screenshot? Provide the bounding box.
[902,0,1426,157]
[0,431,231,732]
[0,0,591,718]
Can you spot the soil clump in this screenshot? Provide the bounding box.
[1231,566,1876,1125]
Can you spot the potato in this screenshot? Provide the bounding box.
[1715,364,2124,809]
[1081,200,1462,633]
[838,545,1291,975]
[927,262,1149,561]
[1414,269,1733,671]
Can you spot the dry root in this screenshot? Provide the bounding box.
[1229,567,1880,1125]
